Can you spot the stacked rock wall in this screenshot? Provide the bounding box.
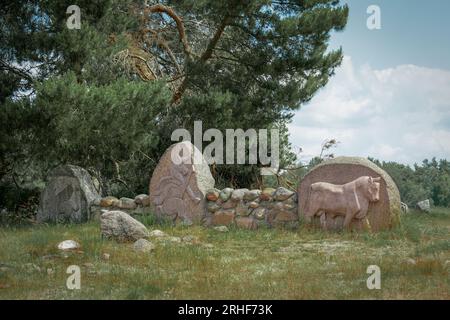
[204,187,299,229]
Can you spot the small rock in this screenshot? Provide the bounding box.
[166,236,182,243]
[219,188,233,201]
[133,239,156,253]
[405,258,416,265]
[236,201,250,216]
[211,209,235,226]
[102,253,110,260]
[252,207,266,220]
[57,240,80,251]
[221,200,237,209]
[118,197,137,210]
[182,235,199,243]
[273,187,295,201]
[243,189,261,201]
[417,199,431,213]
[231,188,249,202]
[206,188,220,201]
[100,196,119,207]
[213,226,229,232]
[248,201,259,209]
[260,188,275,201]
[207,202,221,213]
[149,229,167,238]
[135,194,151,206]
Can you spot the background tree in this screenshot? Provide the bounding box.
[1,0,349,216]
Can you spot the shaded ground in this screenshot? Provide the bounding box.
[0,209,449,299]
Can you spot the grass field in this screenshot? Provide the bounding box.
[0,209,449,300]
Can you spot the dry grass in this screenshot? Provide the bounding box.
[0,208,449,299]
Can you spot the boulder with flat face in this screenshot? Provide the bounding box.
[149,141,215,225]
[298,157,401,232]
[100,210,149,242]
[37,165,100,223]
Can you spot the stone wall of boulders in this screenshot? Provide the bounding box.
[90,194,152,220]
[203,187,299,230]
[91,187,300,230]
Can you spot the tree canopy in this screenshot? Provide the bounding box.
[1,0,349,214]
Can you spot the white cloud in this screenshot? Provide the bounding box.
[288,56,450,165]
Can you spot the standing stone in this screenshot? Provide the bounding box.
[37,165,100,223]
[149,141,215,224]
[100,211,149,242]
[298,157,401,232]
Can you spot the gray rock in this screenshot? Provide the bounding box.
[231,188,249,202]
[235,201,250,216]
[57,240,80,251]
[207,202,221,213]
[243,189,261,201]
[213,226,229,232]
[134,194,151,206]
[219,188,233,201]
[252,207,266,220]
[133,239,155,253]
[100,210,149,242]
[248,201,259,209]
[206,188,220,201]
[273,187,295,201]
[149,229,167,238]
[417,199,431,212]
[37,165,100,223]
[118,197,137,210]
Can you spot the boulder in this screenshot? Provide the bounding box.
[219,188,233,201]
[231,189,249,202]
[149,141,215,224]
[244,189,261,201]
[298,157,401,232]
[211,209,235,226]
[118,197,137,210]
[37,165,100,223]
[417,199,431,213]
[260,188,275,201]
[100,210,149,242]
[134,194,151,207]
[273,187,295,201]
[206,188,220,201]
[236,217,257,230]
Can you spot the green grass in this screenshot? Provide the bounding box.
[0,208,449,299]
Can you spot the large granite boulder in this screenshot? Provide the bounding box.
[100,210,149,242]
[37,165,100,223]
[149,141,215,224]
[298,157,401,232]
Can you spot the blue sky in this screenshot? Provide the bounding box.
[289,0,450,165]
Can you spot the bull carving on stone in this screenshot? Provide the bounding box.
[304,176,381,230]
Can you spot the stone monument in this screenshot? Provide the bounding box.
[149,141,215,224]
[37,165,100,223]
[298,157,401,232]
